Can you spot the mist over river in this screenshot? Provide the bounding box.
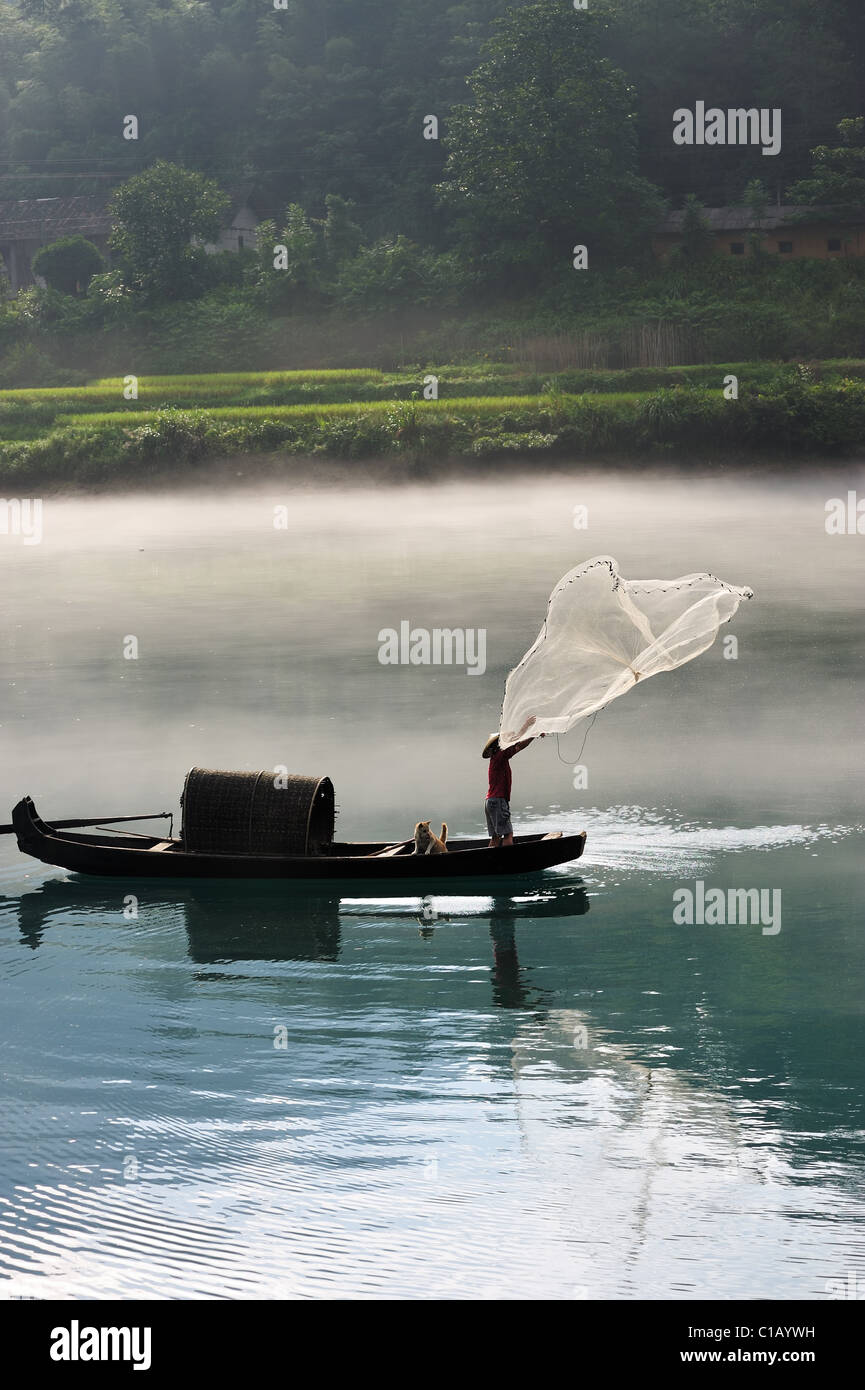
[0,465,863,1298]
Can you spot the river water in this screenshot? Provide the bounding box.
[1,466,863,1299]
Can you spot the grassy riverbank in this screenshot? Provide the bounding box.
[2,362,864,486]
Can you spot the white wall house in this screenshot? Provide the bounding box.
[203,201,260,254]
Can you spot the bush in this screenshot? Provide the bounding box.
[335,239,464,311]
[31,236,104,296]
[0,342,87,388]
[120,408,214,463]
[472,431,558,457]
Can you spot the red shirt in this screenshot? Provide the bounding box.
[486,739,531,800]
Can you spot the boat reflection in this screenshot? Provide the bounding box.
[183,885,343,962]
[5,875,589,984]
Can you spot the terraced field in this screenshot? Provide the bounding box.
[1,361,862,485]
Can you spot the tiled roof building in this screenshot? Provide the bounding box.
[0,196,112,291]
[654,205,865,259]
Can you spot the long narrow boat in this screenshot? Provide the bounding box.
[10,796,587,881]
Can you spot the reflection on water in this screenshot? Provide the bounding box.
[1,817,862,1299]
[10,872,591,974]
[0,469,863,1298]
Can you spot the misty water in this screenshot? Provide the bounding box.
[1,465,863,1299]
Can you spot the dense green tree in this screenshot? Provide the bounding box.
[744,180,770,257]
[596,0,858,207]
[251,206,323,311]
[678,195,714,262]
[108,161,229,300]
[1,0,865,308]
[439,0,663,281]
[31,234,104,294]
[318,195,362,268]
[334,235,463,310]
[788,119,865,221]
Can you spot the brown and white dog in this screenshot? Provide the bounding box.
[413,820,448,854]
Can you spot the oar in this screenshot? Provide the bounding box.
[0,812,171,835]
[367,839,413,858]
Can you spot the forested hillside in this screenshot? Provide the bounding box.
[1,0,865,380]
[2,0,863,239]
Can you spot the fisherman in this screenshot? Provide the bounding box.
[482,716,544,848]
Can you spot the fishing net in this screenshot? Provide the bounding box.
[499,556,753,748]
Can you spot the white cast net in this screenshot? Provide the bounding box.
[499,556,754,748]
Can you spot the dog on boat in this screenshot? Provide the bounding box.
[413,820,448,854]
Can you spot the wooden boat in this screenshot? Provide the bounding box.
[9,796,587,882]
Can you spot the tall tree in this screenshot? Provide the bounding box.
[108,161,229,299]
[788,118,865,221]
[744,179,769,256]
[678,194,714,261]
[439,0,663,280]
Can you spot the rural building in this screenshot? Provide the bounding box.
[0,191,261,293]
[202,197,260,254]
[653,205,865,260]
[0,196,111,293]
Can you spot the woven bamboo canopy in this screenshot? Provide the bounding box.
[181,768,335,856]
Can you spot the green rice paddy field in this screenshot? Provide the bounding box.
[1,361,863,483]
[54,394,652,432]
